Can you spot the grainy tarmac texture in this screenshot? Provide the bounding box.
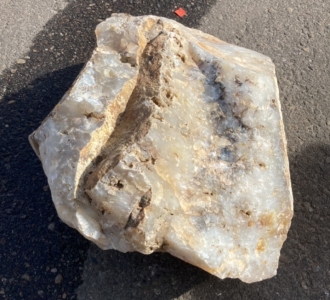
[0,0,329,299]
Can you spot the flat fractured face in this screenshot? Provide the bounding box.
[29,14,293,283]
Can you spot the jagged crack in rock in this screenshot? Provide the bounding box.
[29,14,293,283]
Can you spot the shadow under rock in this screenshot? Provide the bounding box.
[77,244,209,300]
[0,65,88,300]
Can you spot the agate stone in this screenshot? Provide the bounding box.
[29,14,293,283]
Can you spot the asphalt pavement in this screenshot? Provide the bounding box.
[0,0,329,299]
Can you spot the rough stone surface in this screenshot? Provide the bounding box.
[29,14,293,283]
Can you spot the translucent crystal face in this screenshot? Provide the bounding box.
[29,14,293,283]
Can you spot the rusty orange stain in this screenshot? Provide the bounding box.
[256,238,266,252]
[258,211,276,228]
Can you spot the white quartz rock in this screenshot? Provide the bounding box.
[29,14,293,283]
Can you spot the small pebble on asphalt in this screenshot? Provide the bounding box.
[22,274,31,282]
[48,223,55,231]
[55,274,63,284]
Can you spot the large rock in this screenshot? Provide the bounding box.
[29,14,293,283]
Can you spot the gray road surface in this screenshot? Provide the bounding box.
[0,0,67,74]
[0,0,329,299]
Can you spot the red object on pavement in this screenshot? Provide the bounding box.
[174,7,186,17]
